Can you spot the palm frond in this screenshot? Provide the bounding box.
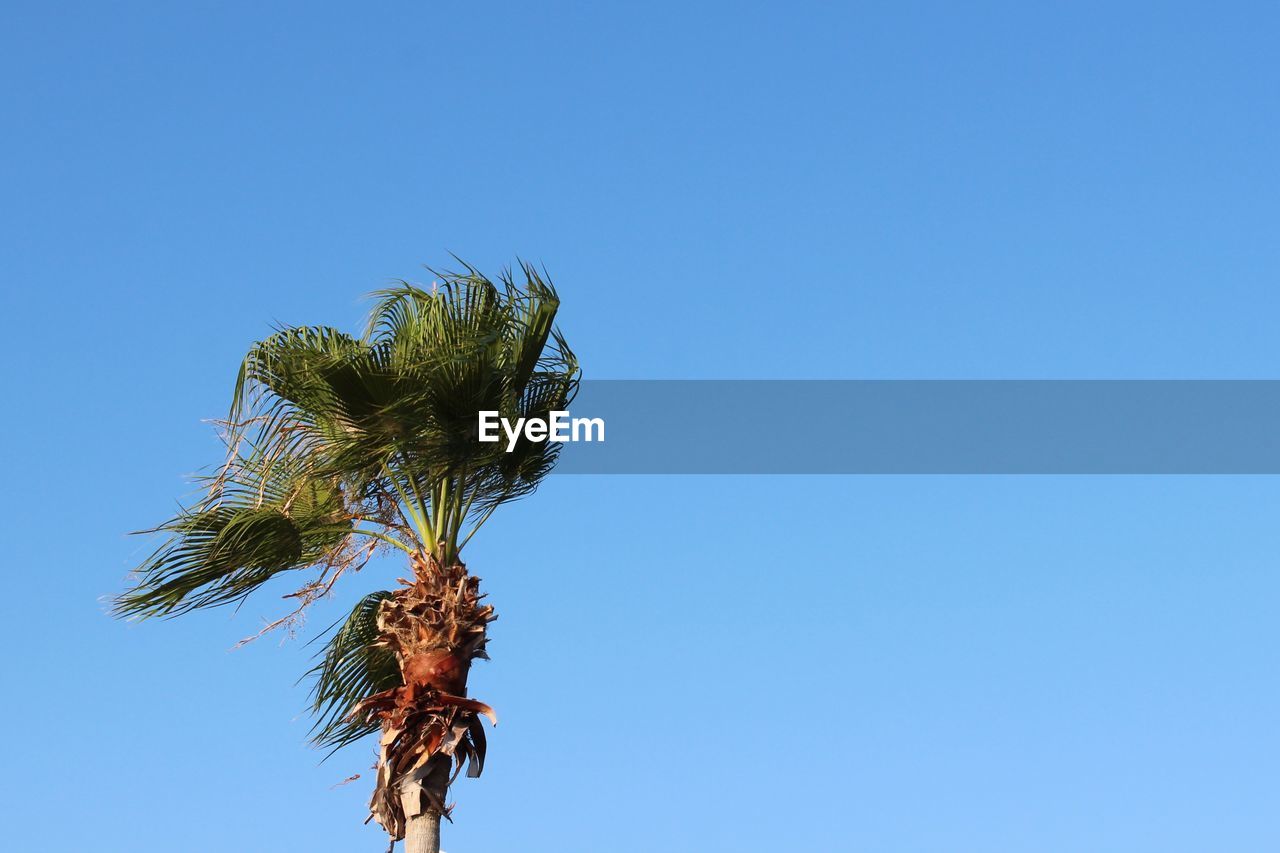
[307,590,401,751]
[114,458,354,619]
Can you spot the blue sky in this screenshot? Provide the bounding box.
[2,2,1279,851]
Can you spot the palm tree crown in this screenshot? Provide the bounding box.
[116,260,577,781]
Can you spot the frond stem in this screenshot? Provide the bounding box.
[353,529,415,555]
[384,461,431,547]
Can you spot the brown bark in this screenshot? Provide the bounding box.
[355,553,496,845]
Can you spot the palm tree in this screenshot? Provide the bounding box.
[115,262,578,853]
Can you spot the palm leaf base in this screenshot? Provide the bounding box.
[353,554,497,839]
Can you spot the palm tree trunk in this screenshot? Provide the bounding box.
[400,754,450,853]
[359,553,496,848]
[402,805,441,853]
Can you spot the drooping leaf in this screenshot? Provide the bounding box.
[115,460,353,619]
[307,590,401,751]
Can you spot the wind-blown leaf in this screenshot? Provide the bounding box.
[115,461,353,619]
[307,590,401,751]
[223,262,578,561]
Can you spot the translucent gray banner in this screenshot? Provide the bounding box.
[548,380,1280,474]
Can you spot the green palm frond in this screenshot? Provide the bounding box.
[231,325,398,482]
[223,261,578,563]
[307,590,401,751]
[115,459,353,619]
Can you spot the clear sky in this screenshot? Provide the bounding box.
[3,2,1279,851]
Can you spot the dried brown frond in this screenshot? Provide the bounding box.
[350,554,498,838]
